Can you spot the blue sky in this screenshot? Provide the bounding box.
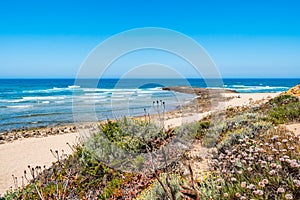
[0,0,300,78]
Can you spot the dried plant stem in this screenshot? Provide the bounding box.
[188,162,195,189]
[154,170,175,200]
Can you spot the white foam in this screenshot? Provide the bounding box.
[22,88,61,93]
[22,96,65,101]
[68,85,80,89]
[54,101,64,104]
[21,87,155,96]
[81,88,106,92]
[22,89,47,93]
[6,105,32,109]
[22,85,81,94]
[3,99,24,103]
[235,86,288,91]
[94,99,109,102]
[229,85,288,90]
[83,92,110,96]
[111,95,126,98]
[112,91,135,95]
[230,85,249,88]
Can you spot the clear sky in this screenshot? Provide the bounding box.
[0,0,300,78]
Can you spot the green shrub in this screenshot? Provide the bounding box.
[267,95,299,107]
[266,102,300,124]
[136,173,185,200]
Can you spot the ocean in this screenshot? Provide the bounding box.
[0,78,299,133]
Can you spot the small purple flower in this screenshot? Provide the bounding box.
[269,170,276,175]
[285,194,293,199]
[258,182,265,187]
[231,177,237,182]
[282,139,288,143]
[270,163,277,168]
[293,179,300,187]
[217,178,223,183]
[241,182,247,188]
[277,187,285,193]
[247,184,256,190]
[262,179,269,185]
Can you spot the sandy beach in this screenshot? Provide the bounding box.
[0,133,79,195]
[223,92,279,107]
[164,92,279,128]
[0,92,280,195]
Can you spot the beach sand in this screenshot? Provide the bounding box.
[0,92,280,195]
[223,92,279,108]
[163,92,280,128]
[0,133,80,195]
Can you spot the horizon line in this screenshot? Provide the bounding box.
[0,77,300,79]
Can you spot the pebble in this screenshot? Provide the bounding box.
[0,124,83,145]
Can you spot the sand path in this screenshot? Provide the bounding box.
[286,123,300,135]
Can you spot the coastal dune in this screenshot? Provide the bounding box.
[0,91,280,195]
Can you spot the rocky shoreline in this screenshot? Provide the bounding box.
[163,86,238,113]
[0,122,103,145]
[0,125,77,144]
[162,86,238,95]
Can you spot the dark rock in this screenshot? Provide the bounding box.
[162,86,238,95]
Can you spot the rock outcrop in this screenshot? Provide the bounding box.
[286,84,300,97]
[162,86,237,113]
[162,86,237,95]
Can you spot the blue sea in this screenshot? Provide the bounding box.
[0,78,299,133]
